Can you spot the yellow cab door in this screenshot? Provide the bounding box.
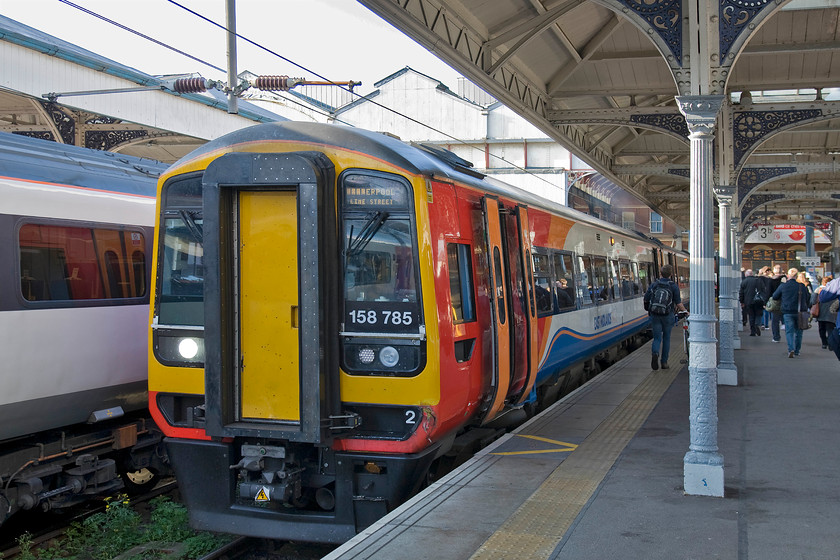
[201,152,339,444]
[238,190,300,422]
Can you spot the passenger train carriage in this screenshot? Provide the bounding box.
[0,132,167,525]
[148,121,688,543]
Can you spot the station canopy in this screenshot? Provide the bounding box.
[359,0,840,232]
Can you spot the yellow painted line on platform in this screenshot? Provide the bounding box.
[491,435,578,456]
[470,344,685,560]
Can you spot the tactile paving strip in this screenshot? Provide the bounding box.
[469,361,681,560]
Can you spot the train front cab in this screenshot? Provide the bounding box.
[151,152,443,542]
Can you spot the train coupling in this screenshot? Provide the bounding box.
[232,444,303,505]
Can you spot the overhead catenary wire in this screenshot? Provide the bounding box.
[57,0,226,74]
[57,0,565,190]
[165,0,562,188]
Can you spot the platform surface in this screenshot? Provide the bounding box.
[324,324,840,560]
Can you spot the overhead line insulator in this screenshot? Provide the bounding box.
[172,77,216,94]
[253,75,302,91]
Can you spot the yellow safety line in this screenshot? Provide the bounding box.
[469,346,684,560]
[491,435,578,456]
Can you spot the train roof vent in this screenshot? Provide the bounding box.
[412,142,485,179]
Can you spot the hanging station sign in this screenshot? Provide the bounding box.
[745,224,830,244]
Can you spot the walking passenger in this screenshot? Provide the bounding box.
[768,264,786,342]
[644,264,687,370]
[771,267,810,358]
[759,267,772,329]
[739,269,767,336]
[818,276,840,361]
[812,276,836,349]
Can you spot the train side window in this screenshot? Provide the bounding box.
[132,250,146,297]
[552,252,576,312]
[19,223,145,302]
[493,247,506,324]
[104,251,123,298]
[641,262,655,291]
[577,255,594,307]
[447,243,476,323]
[619,260,635,298]
[631,262,642,296]
[609,259,620,300]
[532,249,554,316]
[591,256,610,302]
[678,260,689,287]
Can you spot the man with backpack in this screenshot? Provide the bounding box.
[644,264,687,370]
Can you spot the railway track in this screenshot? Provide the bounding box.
[0,480,337,560]
[0,479,178,558]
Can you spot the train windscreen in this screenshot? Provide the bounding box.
[340,172,423,376]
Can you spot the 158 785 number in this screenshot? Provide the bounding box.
[348,309,413,326]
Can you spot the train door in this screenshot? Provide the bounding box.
[478,198,540,419]
[201,152,340,444]
[480,196,511,423]
[512,206,539,405]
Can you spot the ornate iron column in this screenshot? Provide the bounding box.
[677,95,725,497]
[734,228,745,333]
[714,186,737,385]
[731,218,742,350]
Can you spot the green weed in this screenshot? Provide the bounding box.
[14,495,231,560]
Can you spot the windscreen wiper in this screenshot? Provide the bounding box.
[179,210,203,243]
[346,211,388,256]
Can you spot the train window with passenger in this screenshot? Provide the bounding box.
[619,260,636,298]
[577,255,594,306]
[591,257,611,302]
[19,223,146,303]
[156,175,204,327]
[641,262,655,291]
[552,252,576,312]
[631,262,642,295]
[447,243,476,323]
[531,249,554,316]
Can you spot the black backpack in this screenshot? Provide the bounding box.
[648,280,673,315]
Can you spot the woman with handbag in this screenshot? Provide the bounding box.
[771,267,811,358]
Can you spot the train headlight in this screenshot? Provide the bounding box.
[154,331,204,366]
[379,346,400,367]
[178,338,200,359]
[342,341,421,376]
[359,348,376,364]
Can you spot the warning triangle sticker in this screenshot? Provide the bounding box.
[255,487,270,502]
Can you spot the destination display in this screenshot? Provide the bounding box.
[742,249,797,261]
[344,175,409,209]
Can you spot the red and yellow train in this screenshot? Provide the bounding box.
[148,121,688,542]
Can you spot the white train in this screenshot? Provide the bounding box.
[0,132,167,524]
